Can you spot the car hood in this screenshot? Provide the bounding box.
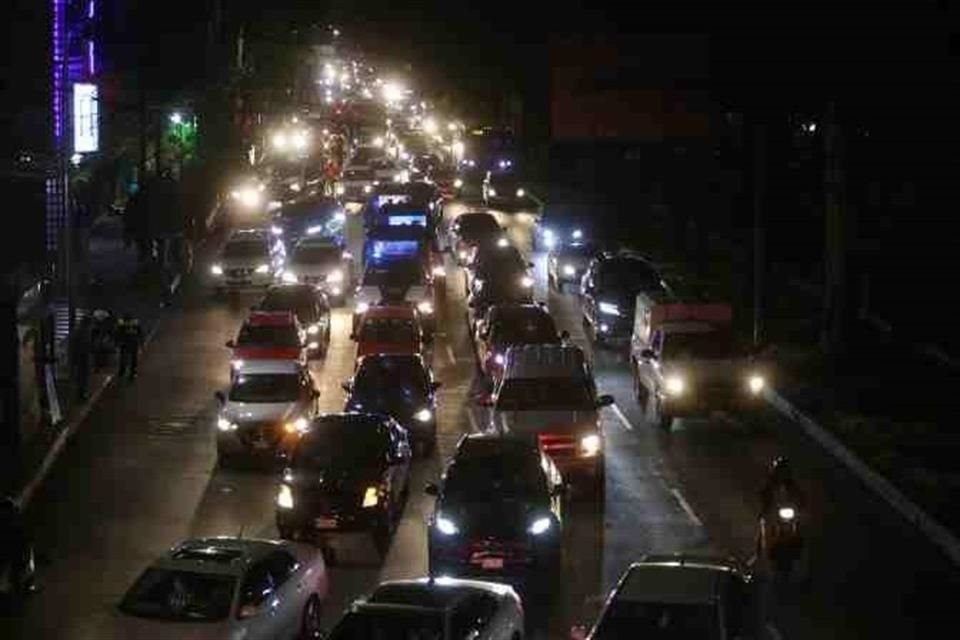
[355,284,429,306]
[356,341,419,359]
[490,409,598,436]
[223,400,304,423]
[233,346,302,360]
[664,358,752,381]
[218,257,270,269]
[441,498,547,538]
[288,261,341,276]
[346,393,427,420]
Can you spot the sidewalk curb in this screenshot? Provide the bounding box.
[15,316,164,509]
[765,388,960,567]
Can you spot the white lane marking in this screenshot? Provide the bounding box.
[609,403,634,431]
[467,409,480,433]
[445,344,457,366]
[670,488,704,527]
[766,623,784,640]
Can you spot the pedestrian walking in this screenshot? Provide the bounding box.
[115,312,143,381]
[69,315,93,401]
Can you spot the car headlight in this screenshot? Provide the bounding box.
[598,301,621,316]
[282,271,297,283]
[562,264,576,277]
[778,506,796,521]
[415,408,433,422]
[516,188,526,198]
[528,516,552,536]
[487,188,497,197]
[217,416,237,432]
[520,275,534,288]
[497,237,509,248]
[748,374,766,395]
[255,263,270,274]
[238,188,262,208]
[362,486,380,508]
[271,225,283,236]
[277,484,294,509]
[211,264,223,275]
[493,353,505,366]
[458,250,468,261]
[665,375,685,395]
[417,300,434,315]
[432,265,446,277]
[580,434,601,457]
[327,269,344,283]
[572,229,583,240]
[454,178,463,188]
[308,341,319,350]
[307,324,320,335]
[356,302,370,315]
[331,286,342,296]
[435,515,459,535]
[363,184,373,194]
[284,416,310,434]
[230,359,244,370]
[307,225,323,235]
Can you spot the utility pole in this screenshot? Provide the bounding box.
[752,121,766,347]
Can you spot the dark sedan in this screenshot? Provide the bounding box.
[275,413,412,563]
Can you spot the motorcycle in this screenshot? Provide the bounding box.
[757,502,804,581]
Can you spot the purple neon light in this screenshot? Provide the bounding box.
[88,40,95,75]
[52,0,65,142]
[88,0,95,19]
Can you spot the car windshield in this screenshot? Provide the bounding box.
[559,244,599,260]
[293,245,341,265]
[476,248,526,272]
[261,292,319,322]
[119,568,236,622]
[345,168,374,180]
[360,317,418,343]
[236,324,300,348]
[456,214,500,239]
[491,314,558,345]
[496,378,595,411]
[363,261,423,287]
[592,601,719,640]
[328,609,445,640]
[354,359,428,403]
[445,455,547,502]
[223,241,268,260]
[293,421,386,469]
[661,331,743,360]
[229,373,302,403]
[600,260,664,294]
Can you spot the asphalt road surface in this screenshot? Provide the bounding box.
[2,201,958,639]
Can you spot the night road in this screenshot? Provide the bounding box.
[1,205,957,639]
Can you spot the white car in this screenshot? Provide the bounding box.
[282,239,353,303]
[327,576,524,639]
[214,359,319,465]
[114,537,328,640]
[211,229,282,292]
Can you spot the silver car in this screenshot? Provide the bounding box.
[211,229,282,292]
[115,537,328,639]
[328,576,524,639]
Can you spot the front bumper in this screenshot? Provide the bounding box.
[429,536,560,586]
[216,429,296,460]
[661,383,765,416]
[214,271,274,289]
[277,502,384,537]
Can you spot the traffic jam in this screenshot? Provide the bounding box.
[6,56,795,640]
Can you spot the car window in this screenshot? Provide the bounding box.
[237,323,301,348]
[238,561,274,610]
[229,374,303,403]
[266,550,299,588]
[451,593,500,638]
[223,241,268,259]
[496,378,596,411]
[360,317,419,343]
[593,600,718,639]
[119,568,236,622]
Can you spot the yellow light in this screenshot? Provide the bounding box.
[748,375,766,394]
[665,375,685,395]
[362,486,379,508]
[580,434,601,457]
[277,484,294,509]
[284,417,309,434]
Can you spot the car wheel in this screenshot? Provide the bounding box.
[299,595,323,640]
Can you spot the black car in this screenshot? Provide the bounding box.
[275,413,412,562]
[581,251,667,346]
[427,434,565,590]
[343,354,441,454]
[548,242,601,291]
[448,212,505,266]
[256,284,331,357]
[466,243,533,294]
[273,197,343,244]
[482,171,535,210]
[474,303,567,383]
[466,276,534,334]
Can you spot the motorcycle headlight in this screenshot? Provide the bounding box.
[362,486,380,508]
[580,434,601,457]
[665,375,685,395]
[778,506,796,521]
[255,263,270,274]
[284,417,310,434]
[516,188,526,198]
[271,225,283,236]
[454,178,463,188]
[356,302,370,315]
[528,516,552,536]
[748,375,766,395]
[487,188,497,197]
[562,264,576,277]
[520,275,534,288]
[307,324,320,335]
[572,229,583,240]
[277,484,294,509]
[335,183,345,195]
[415,408,433,423]
[493,353,505,366]
[458,250,468,261]
[211,264,223,276]
[327,269,344,283]
[598,301,621,316]
[230,359,244,370]
[417,300,434,315]
[282,271,297,283]
[217,416,237,432]
[435,515,459,535]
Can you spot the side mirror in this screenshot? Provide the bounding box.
[569,625,588,640]
[341,381,352,393]
[214,391,226,405]
[424,482,439,496]
[225,340,235,349]
[640,348,656,360]
[560,330,571,341]
[596,394,615,407]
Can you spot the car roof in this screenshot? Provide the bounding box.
[363,305,417,320]
[456,433,541,460]
[233,359,303,376]
[154,537,287,577]
[489,303,550,321]
[615,555,746,605]
[310,412,389,433]
[356,353,426,369]
[503,344,587,379]
[368,577,512,610]
[246,311,297,326]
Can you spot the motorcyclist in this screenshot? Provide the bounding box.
[759,456,804,517]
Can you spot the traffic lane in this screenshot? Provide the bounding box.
[1,286,255,640]
[539,256,960,637]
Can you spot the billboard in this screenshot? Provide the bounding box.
[73,83,99,153]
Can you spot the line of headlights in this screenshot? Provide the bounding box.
[662,373,767,396]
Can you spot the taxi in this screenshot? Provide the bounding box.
[226,311,307,377]
[351,304,425,363]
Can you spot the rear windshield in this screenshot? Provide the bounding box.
[593,601,719,640]
[294,421,386,469]
[490,314,557,345]
[600,260,664,293]
[360,317,418,343]
[223,241,268,259]
[261,292,322,321]
[363,261,423,287]
[496,378,595,412]
[328,609,444,640]
[119,568,236,622]
[236,324,300,348]
[229,374,302,403]
[456,214,500,238]
[446,455,547,502]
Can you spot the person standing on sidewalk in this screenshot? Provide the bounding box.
[115,313,143,381]
[68,315,93,401]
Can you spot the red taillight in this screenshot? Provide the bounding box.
[538,433,577,454]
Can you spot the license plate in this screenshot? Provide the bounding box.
[480,557,504,570]
[314,517,337,530]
